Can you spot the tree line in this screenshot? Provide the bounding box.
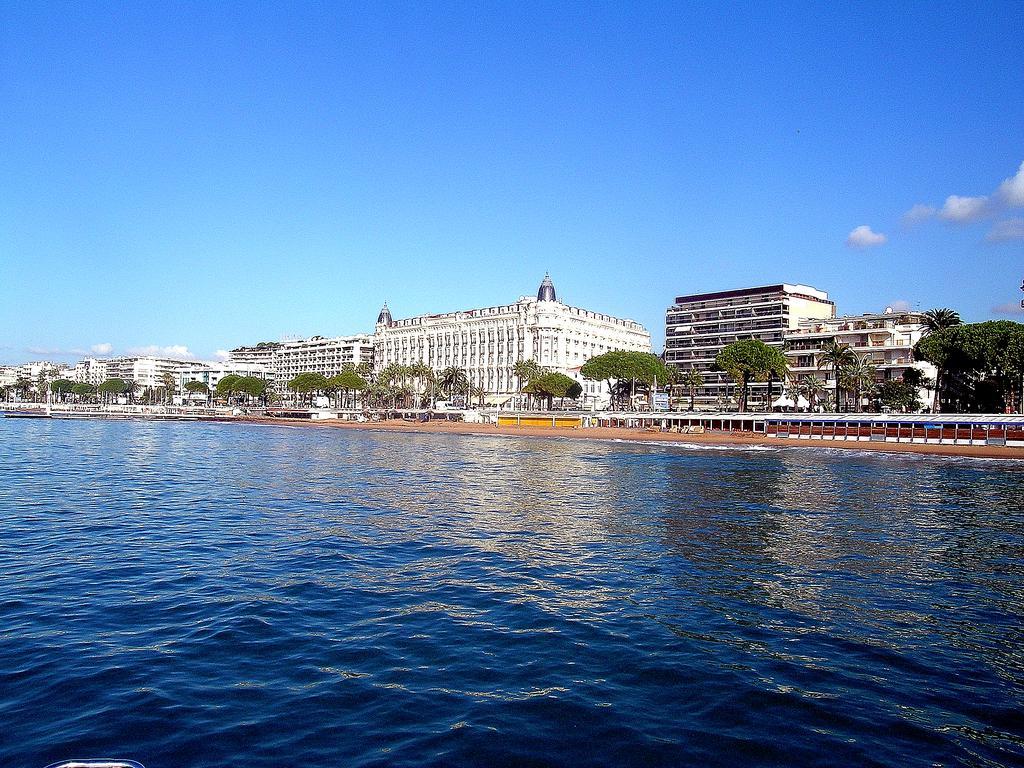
[696,308,1024,414]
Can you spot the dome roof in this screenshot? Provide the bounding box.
[537,273,557,302]
[377,302,393,326]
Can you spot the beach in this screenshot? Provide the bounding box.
[240,415,1024,460]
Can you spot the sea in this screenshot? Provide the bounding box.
[1,419,1022,767]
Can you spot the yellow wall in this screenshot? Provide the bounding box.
[498,415,582,429]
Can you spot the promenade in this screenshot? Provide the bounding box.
[5,403,1024,458]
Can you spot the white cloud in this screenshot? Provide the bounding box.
[846,225,887,248]
[887,300,912,312]
[986,218,1024,242]
[997,161,1024,207]
[939,194,989,223]
[127,344,195,359]
[902,203,936,225]
[993,301,1024,316]
[91,342,113,355]
[213,349,231,361]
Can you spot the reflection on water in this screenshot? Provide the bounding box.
[1,419,1023,768]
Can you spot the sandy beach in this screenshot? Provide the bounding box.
[238,416,1024,460]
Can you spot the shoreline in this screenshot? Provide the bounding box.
[235,416,1024,460]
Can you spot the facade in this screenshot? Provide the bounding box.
[67,358,109,388]
[177,361,271,399]
[665,284,835,409]
[785,308,937,406]
[0,361,71,399]
[104,357,194,391]
[373,274,652,402]
[230,336,374,392]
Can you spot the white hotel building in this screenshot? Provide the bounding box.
[104,357,194,391]
[785,308,937,402]
[373,275,652,401]
[230,335,374,392]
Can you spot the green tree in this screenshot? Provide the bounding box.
[676,368,704,411]
[916,308,962,411]
[216,374,243,402]
[71,382,96,402]
[331,368,368,409]
[715,339,788,412]
[512,359,544,410]
[98,378,128,404]
[235,376,268,406]
[287,372,329,406]
[915,320,1024,413]
[816,339,857,411]
[921,307,961,335]
[840,356,877,413]
[161,372,177,404]
[580,351,674,410]
[876,379,922,413]
[439,366,470,406]
[13,377,33,401]
[797,375,827,410]
[50,379,76,403]
[184,380,209,395]
[525,371,582,410]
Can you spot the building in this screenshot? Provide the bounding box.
[104,357,194,392]
[785,308,937,406]
[0,365,17,388]
[373,274,652,404]
[665,284,835,409]
[230,336,374,392]
[177,361,272,399]
[67,358,109,388]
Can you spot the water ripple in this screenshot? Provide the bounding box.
[1,419,1022,767]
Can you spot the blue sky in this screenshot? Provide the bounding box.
[1,1,1022,364]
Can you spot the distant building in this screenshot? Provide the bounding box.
[230,336,374,392]
[785,308,937,406]
[0,365,17,388]
[67,358,109,388]
[177,361,272,399]
[665,284,835,409]
[373,274,652,404]
[105,357,193,392]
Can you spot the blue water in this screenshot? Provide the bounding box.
[1,420,1023,768]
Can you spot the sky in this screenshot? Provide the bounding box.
[1,1,1022,365]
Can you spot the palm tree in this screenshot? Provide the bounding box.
[513,359,543,410]
[407,362,434,408]
[920,307,961,412]
[161,372,177,405]
[124,379,138,405]
[921,307,961,335]
[678,369,704,411]
[798,375,826,410]
[378,363,412,408]
[439,366,470,406]
[840,356,877,413]
[817,340,857,411]
[13,377,33,402]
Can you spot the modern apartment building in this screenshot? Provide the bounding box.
[374,274,652,403]
[230,336,374,392]
[785,308,937,405]
[177,361,272,398]
[67,358,109,388]
[104,357,194,392]
[665,284,835,409]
